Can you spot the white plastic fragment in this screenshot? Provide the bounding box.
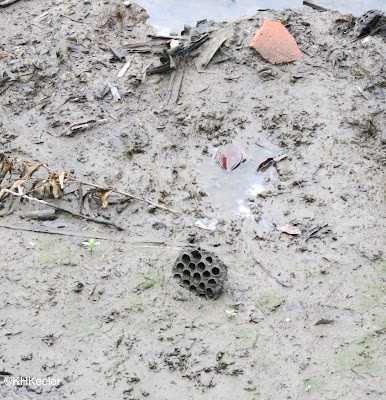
[195,218,219,231]
[170,39,181,49]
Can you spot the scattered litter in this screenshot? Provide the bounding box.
[249,19,303,64]
[147,34,209,75]
[195,218,219,231]
[216,143,243,172]
[274,223,302,235]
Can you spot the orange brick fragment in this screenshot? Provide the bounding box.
[249,19,303,64]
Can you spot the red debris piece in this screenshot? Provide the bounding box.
[249,19,303,64]
[216,143,242,172]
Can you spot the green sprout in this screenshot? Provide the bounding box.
[225,309,237,317]
[82,238,100,252]
[352,70,364,78]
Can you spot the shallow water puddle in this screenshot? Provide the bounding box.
[138,0,385,35]
[196,144,278,217]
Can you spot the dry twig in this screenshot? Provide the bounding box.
[3,189,124,231]
[255,259,293,288]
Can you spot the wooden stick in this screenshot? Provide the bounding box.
[117,59,132,78]
[303,1,328,11]
[0,0,21,7]
[0,223,117,240]
[67,177,180,215]
[256,300,267,317]
[3,189,125,231]
[255,259,293,288]
[0,223,186,249]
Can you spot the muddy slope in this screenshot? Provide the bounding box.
[0,1,385,399]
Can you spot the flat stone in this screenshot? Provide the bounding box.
[249,19,303,64]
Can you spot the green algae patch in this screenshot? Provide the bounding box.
[259,292,284,313]
[131,271,163,292]
[38,239,77,270]
[252,353,272,373]
[336,350,376,373]
[352,277,384,311]
[303,377,325,392]
[373,314,386,330]
[335,333,381,373]
[234,326,258,350]
[69,320,99,337]
[375,259,386,272]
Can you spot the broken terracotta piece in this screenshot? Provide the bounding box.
[249,19,303,64]
[216,143,242,172]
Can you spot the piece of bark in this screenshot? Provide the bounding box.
[165,60,185,105]
[195,28,230,69]
[107,82,121,101]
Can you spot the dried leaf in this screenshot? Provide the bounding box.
[257,157,273,172]
[40,181,52,198]
[101,189,113,209]
[277,224,302,235]
[50,178,59,198]
[40,185,46,197]
[315,319,334,326]
[0,159,13,183]
[216,143,242,172]
[24,163,42,179]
